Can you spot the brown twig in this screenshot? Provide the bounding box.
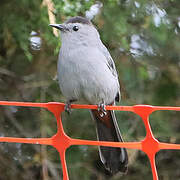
[42,0,59,37]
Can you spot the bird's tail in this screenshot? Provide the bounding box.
[90,109,128,175]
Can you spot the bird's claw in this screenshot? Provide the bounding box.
[65,102,72,114]
[64,99,77,114]
[98,102,107,117]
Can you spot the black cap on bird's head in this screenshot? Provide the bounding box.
[49,16,92,32]
[64,16,92,25]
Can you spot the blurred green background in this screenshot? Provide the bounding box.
[0,0,180,179]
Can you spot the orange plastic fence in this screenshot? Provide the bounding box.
[0,101,180,180]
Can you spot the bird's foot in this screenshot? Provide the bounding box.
[98,102,107,117]
[65,99,77,114]
[65,102,72,114]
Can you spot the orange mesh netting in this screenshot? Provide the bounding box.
[0,101,180,180]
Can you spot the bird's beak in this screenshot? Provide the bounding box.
[49,24,68,32]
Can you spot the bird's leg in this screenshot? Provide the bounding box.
[65,99,76,114]
[65,102,71,114]
[98,100,107,117]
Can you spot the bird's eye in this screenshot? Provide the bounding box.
[73,26,79,31]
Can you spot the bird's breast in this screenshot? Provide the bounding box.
[57,48,119,104]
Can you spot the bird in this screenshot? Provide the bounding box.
[50,16,128,175]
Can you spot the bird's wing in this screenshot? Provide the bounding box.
[99,43,121,102]
[99,43,118,78]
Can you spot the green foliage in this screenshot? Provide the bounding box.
[0,0,180,179]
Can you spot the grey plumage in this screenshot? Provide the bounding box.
[50,16,128,174]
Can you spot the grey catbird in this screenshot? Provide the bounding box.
[50,16,128,175]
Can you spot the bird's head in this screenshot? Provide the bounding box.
[50,16,100,47]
